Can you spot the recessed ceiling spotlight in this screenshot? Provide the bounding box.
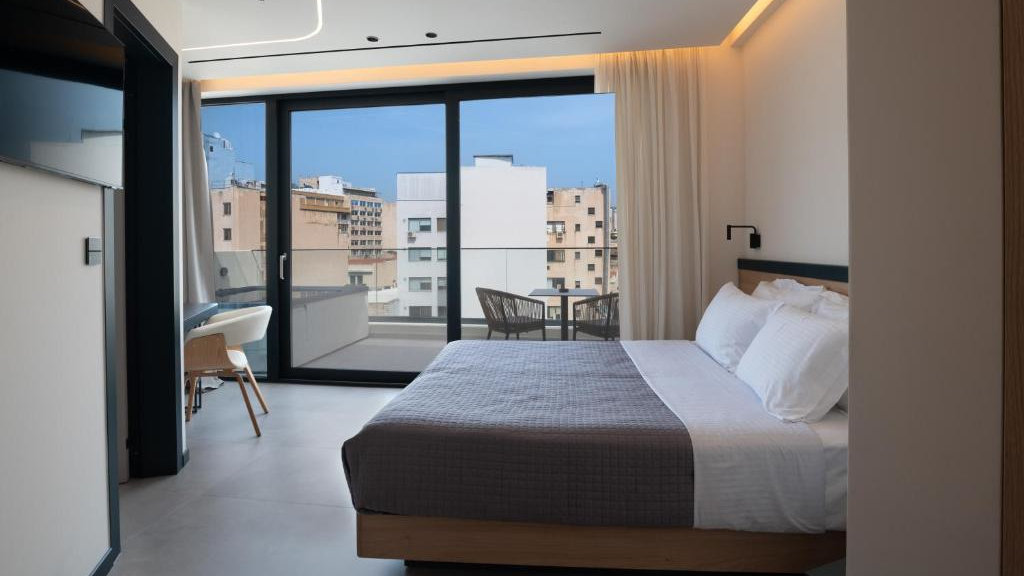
[366,35,379,42]
[425,32,438,39]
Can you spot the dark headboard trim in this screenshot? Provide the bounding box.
[738,259,849,282]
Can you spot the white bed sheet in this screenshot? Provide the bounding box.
[807,408,848,531]
[622,340,847,533]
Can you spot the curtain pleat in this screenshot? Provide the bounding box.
[596,48,708,340]
[182,80,217,305]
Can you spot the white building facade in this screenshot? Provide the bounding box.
[396,155,547,321]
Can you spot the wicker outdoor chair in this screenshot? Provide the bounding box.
[475,287,547,340]
[572,292,620,341]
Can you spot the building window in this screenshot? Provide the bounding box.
[588,207,596,215]
[548,277,565,290]
[437,276,447,289]
[437,248,447,261]
[574,279,581,288]
[575,223,581,232]
[546,221,566,234]
[546,190,554,204]
[587,236,596,244]
[547,249,565,263]
[409,277,432,292]
[223,228,232,241]
[575,251,581,260]
[610,249,618,261]
[595,277,603,285]
[588,263,596,271]
[409,306,433,318]
[408,248,432,262]
[223,202,232,216]
[437,217,447,232]
[437,306,447,317]
[408,218,432,232]
[349,273,366,285]
[575,195,581,203]
[547,306,561,320]
[595,220,603,228]
[595,249,603,257]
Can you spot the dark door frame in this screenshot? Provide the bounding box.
[203,76,596,385]
[106,0,183,484]
[1003,1,1023,574]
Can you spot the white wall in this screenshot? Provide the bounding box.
[846,0,1003,574]
[702,46,748,297]
[0,163,110,575]
[740,0,848,265]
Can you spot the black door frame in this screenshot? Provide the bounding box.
[107,0,183,479]
[203,76,595,385]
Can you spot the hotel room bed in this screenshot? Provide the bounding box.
[341,260,849,573]
[342,339,848,533]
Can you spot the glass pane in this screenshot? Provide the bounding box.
[289,104,446,372]
[200,102,268,372]
[459,93,616,341]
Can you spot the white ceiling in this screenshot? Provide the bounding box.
[181,0,756,80]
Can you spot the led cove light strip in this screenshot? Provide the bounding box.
[182,0,323,52]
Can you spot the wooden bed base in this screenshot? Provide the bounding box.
[357,514,846,574]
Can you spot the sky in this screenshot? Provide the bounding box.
[201,93,616,204]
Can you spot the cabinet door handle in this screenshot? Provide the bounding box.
[279,253,288,281]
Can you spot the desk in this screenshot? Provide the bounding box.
[528,288,598,341]
[184,302,219,332]
[183,302,218,413]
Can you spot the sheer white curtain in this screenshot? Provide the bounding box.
[596,48,709,340]
[182,79,216,304]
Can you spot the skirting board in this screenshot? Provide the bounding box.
[356,514,846,574]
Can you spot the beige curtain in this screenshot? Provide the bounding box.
[182,79,217,304]
[596,48,709,340]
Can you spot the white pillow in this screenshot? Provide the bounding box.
[812,290,849,322]
[696,283,782,372]
[735,305,849,423]
[752,279,824,312]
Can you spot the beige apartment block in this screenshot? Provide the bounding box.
[209,184,354,289]
[292,189,352,287]
[544,185,611,320]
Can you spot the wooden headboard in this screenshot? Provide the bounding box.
[738,259,849,296]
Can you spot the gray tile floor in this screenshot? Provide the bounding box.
[112,382,844,576]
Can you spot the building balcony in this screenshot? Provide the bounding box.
[213,246,616,374]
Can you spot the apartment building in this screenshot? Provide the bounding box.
[544,185,611,319]
[396,155,546,320]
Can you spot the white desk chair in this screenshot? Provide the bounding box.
[184,305,272,436]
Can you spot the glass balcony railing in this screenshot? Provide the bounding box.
[212,247,617,373]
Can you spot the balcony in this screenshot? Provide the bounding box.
[214,247,616,374]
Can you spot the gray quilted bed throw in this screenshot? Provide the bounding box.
[342,340,694,527]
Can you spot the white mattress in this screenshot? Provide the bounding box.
[622,340,847,533]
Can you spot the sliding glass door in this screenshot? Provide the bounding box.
[202,78,614,384]
[282,98,447,380]
[458,93,616,340]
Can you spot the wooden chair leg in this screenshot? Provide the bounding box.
[235,373,261,437]
[486,328,492,340]
[184,373,196,422]
[245,365,269,414]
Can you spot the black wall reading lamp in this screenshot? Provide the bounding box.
[727,225,761,249]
